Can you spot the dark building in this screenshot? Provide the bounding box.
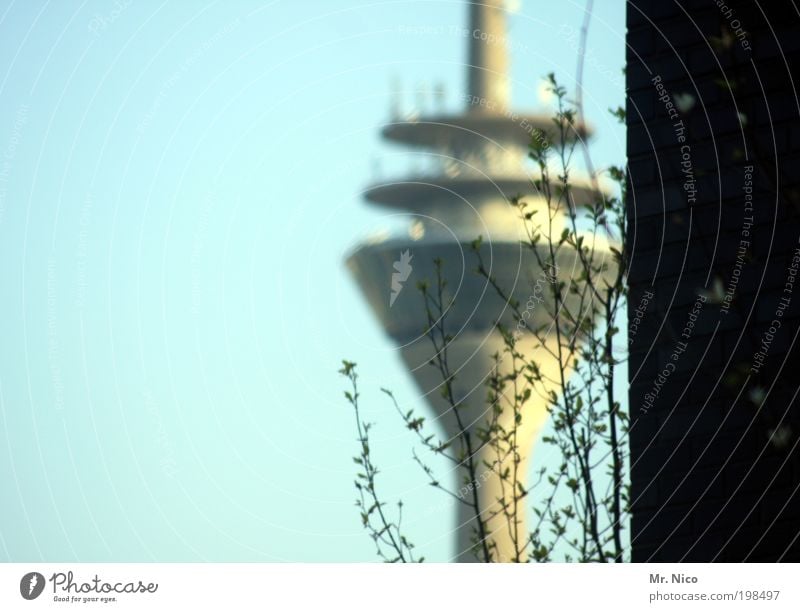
[627,1,800,561]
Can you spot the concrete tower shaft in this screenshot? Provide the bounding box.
[467,0,510,114]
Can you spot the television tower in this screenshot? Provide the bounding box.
[347,0,604,561]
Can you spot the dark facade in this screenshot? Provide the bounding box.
[627,1,800,561]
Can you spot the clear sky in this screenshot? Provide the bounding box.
[0,0,625,561]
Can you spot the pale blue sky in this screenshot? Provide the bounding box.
[0,0,625,561]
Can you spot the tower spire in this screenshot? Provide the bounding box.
[467,0,510,114]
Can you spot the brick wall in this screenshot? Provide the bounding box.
[627,0,800,561]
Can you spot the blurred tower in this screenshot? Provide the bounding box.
[347,0,602,561]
